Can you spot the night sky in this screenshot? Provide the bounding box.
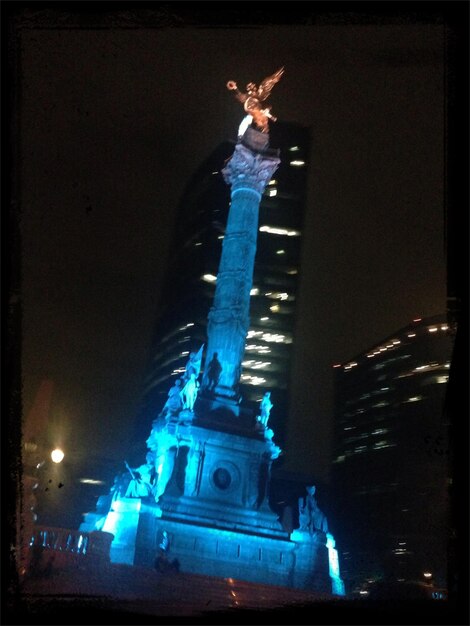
[12,5,463,483]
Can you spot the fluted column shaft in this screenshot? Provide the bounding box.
[202,140,280,400]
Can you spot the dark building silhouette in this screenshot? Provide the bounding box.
[330,314,455,592]
[134,122,310,451]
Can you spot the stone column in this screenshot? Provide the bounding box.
[202,129,280,403]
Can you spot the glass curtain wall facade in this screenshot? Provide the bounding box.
[330,314,456,592]
[135,122,310,449]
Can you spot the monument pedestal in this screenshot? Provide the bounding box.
[101,498,141,565]
[127,500,329,591]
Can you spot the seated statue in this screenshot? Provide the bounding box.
[297,485,329,535]
[124,453,156,498]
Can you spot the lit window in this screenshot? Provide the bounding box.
[405,395,422,403]
[251,361,271,369]
[268,179,277,186]
[270,305,280,313]
[332,364,341,368]
[276,250,285,255]
[211,171,219,175]
[260,316,269,321]
[267,188,277,197]
[289,160,305,167]
[265,291,291,301]
[181,351,189,356]
[261,332,291,343]
[287,269,298,275]
[202,273,217,283]
[79,478,105,485]
[288,146,300,152]
[259,225,300,237]
[250,287,259,296]
[441,325,448,331]
[354,445,367,454]
[435,375,449,384]
[373,441,394,450]
[371,428,388,435]
[194,242,202,247]
[407,333,416,338]
[241,374,266,386]
[428,327,438,333]
[218,235,224,240]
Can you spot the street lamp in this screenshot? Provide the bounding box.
[51,448,65,464]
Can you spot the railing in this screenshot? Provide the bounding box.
[29,526,114,563]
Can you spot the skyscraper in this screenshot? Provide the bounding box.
[330,314,455,591]
[134,121,310,450]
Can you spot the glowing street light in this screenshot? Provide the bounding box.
[51,448,65,464]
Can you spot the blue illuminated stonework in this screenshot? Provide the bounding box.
[81,125,344,595]
[202,129,280,404]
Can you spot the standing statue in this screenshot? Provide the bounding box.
[161,378,183,418]
[205,352,222,393]
[257,391,273,427]
[180,373,199,411]
[298,485,329,535]
[182,345,204,382]
[227,67,284,134]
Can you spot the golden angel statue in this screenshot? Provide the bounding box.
[227,67,284,134]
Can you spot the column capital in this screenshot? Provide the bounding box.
[222,142,280,196]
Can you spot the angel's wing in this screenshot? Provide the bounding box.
[257,67,284,101]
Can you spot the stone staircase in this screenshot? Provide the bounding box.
[20,560,331,617]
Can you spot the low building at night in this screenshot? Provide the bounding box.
[330,314,455,592]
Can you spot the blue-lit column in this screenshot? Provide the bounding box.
[202,130,280,403]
